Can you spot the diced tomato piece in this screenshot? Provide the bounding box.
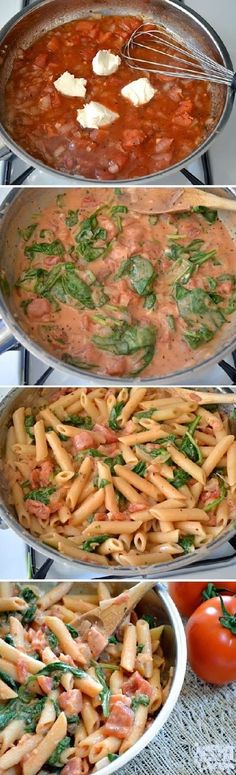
[59,689,82,715]
[94,424,117,443]
[176,99,193,115]
[47,35,60,52]
[123,671,152,698]
[25,499,50,520]
[61,758,83,775]
[110,694,131,708]
[16,660,28,683]
[37,675,53,694]
[27,298,51,320]
[72,431,94,451]
[173,112,193,127]
[122,129,146,149]
[103,700,134,738]
[87,626,108,658]
[39,459,54,486]
[155,138,174,153]
[33,53,48,69]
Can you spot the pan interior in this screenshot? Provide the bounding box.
[0,0,230,178]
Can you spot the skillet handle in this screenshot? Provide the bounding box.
[0,322,17,354]
[0,518,8,530]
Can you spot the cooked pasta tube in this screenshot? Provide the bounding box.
[12,407,28,445]
[57,540,109,566]
[9,616,26,649]
[202,435,234,477]
[34,419,48,463]
[22,713,67,775]
[120,623,137,672]
[82,520,142,537]
[36,695,57,734]
[72,489,105,525]
[46,431,74,472]
[40,408,61,430]
[45,616,87,664]
[97,461,117,513]
[0,639,44,673]
[66,457,93,510]
[114,464,158,499]
[120,388,147,426]
[5,427,16,465]
[113,476,147,505]
[38,582,73,609]
[167,444,206,484]
[81,699,100,735]
[150,507,209,522]
[41,647,72,691]
[89,736,120,763]
[136,619,153,678]
[148,471,186,501]
[0,733,42,771]
[120,705,149,753]
[0,598,27,613]
[97,582,111,602]
[119,427,168,445]
[0,678,17,700]
[0,719,24,756]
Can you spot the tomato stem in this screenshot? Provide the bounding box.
[219,596,236,635]
[202,583,228,601]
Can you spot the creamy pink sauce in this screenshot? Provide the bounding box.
[11,188,236,378]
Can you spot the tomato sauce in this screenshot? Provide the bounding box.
[4,15,213,180]
[10,188,236,378]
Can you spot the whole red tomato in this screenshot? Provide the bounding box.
[168,581,236,618]
[186,595,236,685]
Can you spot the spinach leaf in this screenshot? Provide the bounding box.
[131,694,150,711]
[183,326,217,349]
[82,536,109,552]
[108,401,125,430]
[116,255,155,296]
[103,454,124,474]
[149,215,158,225]
[204,480,227,512]
[66,624,78,639]
[65,210,79,228]
[46,628,59,650]
[192,206,218,223]
[22,603,37,625]
[178,535,195,553]
[24,486,56,505]
[111,205,128,215]
[0,697,46,733]
[25,240,65,260]
[18,224,38,241]
[108,754,119,762]
[142,614,159,629]
[62,271,96,309]
[20,587,38,604]
[170,468,191,489]
[0,670,18,692]
[180,430,202,464]
[95,666,110,717]
[24,415,35,439]
[92,323,156,373]
[75,213,110,263]
[143,293,156,310]
[108,635,119,645]
[4,635,14,646]
[65,415,93,430]
[98,478,110,488]
[48,736,71,767]
[167,314,176,331]
[0,272,10,296]
[132,461,146,477]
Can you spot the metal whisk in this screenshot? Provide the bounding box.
[121,22,236,89]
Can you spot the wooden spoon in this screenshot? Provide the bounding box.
[127,188,236,215]
[73,581,154,638]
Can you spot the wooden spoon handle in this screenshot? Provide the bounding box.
[181,189,236,212]
[75,582,154,637]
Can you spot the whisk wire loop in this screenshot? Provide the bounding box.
[121,22,235,88]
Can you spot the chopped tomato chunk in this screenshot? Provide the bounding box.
[123,671,152,698]
[103,700,134,738]
[59,689,82,715]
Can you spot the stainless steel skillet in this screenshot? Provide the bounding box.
[0,0,234,184]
